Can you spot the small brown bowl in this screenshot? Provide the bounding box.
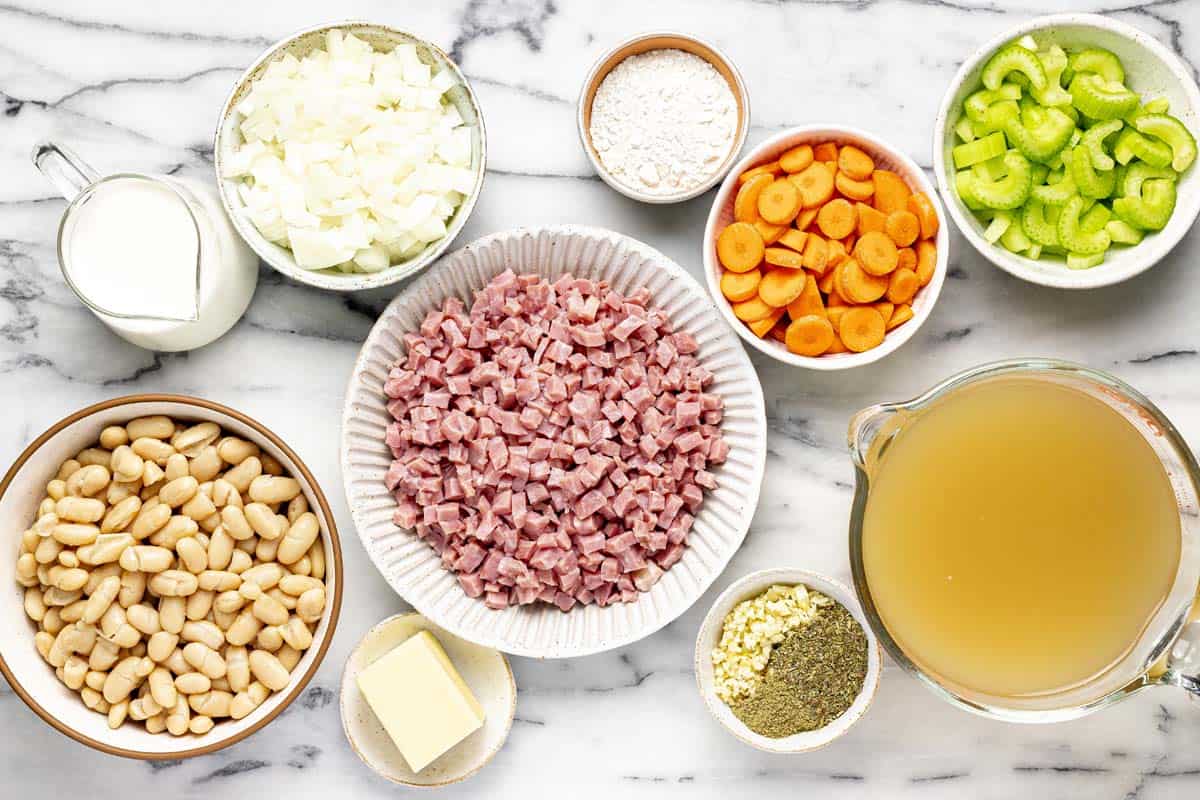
[0,394,343,759]
[577,31,750,204]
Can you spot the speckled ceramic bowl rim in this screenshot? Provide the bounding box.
[0,394,344,760]
[576,31,751,204]
[694,567,881,754]
[339,612,516,788]
[213,20,488,292]
[703,125,950,370]
[932,13,1200,289]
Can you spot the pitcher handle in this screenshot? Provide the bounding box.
[32,141,99,202]
[1161,620,1200,702]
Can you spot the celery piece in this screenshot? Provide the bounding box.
[1121,162,1177,198]
[1069,74,1139,121]
[1080,203,1112,233]
[1026,242,1044,260]
[1032,45,1072,107]
[1005,106,1075,163]
[1031,163,1050,185]
[1068,49,1125,84]
[955,117,977,143]
[1021,197,1060,246]
[973,155,1008,182]
[1079,119,1124,171]
[983,44,1048,92]
[983,211,1013,243]
[1032,170,1077,204]
[1143,97,1170,115]
[953,131,1007,169]
[973,150,1033,210]
[1134,114,1197,172]
[1000,219,1033,252]
[1105,219,1144,245]
[1113,178,1177,230]
[1067,146,1116,199]
[955,170,986,210]
[1015,34,1039,52]
[1113,128,1174,168]
[1057,195,1112,254]
[1067,252,1106,270]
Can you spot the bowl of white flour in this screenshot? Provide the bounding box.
[578,32,750,204]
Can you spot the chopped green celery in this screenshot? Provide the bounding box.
[1031,163,1050,185]
[972,150,1033,210]
[1068,49,1126,84]
[1005,107,1075,163]
[1079,119,1123,171]
[953,131,1007,169]
[1026,243,1044,259]
[973,155,1008,182]
[1113,178,1177,230]
[1032,170,1077,204]
[955,170,986,210]
[983,211,1012,243]
[1067,145,1116,199]
[1031,45,1072,106]
[1015,34,1039,52]
[1067,252,1106,269]
[1143,97,1170,115]
[1134,114,1198,172]
[1113,128,1174,168]
[1105,219,1144,245]
[965,87,1021,121]
[1080,203,1112,232]
[1021,198,1060,246]
[1057,195,1112,254]
[1046,149,1065,170]
[1060,104,1080,125]
[1069,74,1140,120]
[1000,220,1033,252]
[1121,162,1177,197]
[983,44,1048,91]
[1080,197,1097,216]
[954,117,977,143]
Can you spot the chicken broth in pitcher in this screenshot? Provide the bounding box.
[862,376,1181,698]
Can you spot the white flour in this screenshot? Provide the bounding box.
[589,49,738,197]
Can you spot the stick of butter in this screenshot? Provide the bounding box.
[356,629,486,773]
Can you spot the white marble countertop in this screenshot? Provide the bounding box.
[2,0,1199,797]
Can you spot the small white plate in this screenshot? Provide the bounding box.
[340,613,516,787]
[695,568,881,754]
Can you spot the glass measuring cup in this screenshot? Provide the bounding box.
[32,141,258,352]
[847,359,1200,722]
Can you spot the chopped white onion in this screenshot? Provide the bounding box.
[224,30,476,272]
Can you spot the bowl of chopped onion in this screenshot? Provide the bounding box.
[214,22,487,292]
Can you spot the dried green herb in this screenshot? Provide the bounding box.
[729,602,868,738]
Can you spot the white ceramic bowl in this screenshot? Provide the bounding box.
[342,225,767,658]
[703,126,949,370]
[577,31,750,204]
[340,613,515,787]
[933,13,1200,289]
[0,395,343,759]
[214,21,487,292]
[695,568,881,753]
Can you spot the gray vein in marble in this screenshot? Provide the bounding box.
[0,3,273,46]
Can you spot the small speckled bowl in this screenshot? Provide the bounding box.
[695,568,881,754]
[340,613,516,787]
[577,31,750,204]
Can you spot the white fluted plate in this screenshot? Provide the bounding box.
[341,226,767,658]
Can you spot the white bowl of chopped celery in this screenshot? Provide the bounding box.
[934,13,1200,289]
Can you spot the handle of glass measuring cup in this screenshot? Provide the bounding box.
[31,141,100,202]
[1162,620,1200,703]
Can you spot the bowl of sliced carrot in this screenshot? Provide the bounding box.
[703,126,949,369]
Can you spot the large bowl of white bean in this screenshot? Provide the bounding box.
[0,395,342,759]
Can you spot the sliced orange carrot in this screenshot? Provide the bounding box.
[826,285,847,306]
[825,332,849,354]
[872,169,911,214]
[813,142,839,162]
[816,198,856,240]
[896,246,917,273]
[764,246,805,269]
[826,238,847,269]
[835,172,875,202]
[777,229,809,253]
[854,231,900,276]
[915,240,937,286]
[855,203,886,235]
[779,144,815,174]
[885,210,920,247]
[838,258,889,303]
[886,267,919,304]
[791,163,835,208]
[794,207,820,232]
[803,234,829,274]
[758,178,803,225]
[873,300,894,326]
[721,268,762,303]
[747,306,785,337]
[841,234,856,256]
[785,314,835,356]
[732,296,775,323]
[826,304,848,330]
[717,222,765,273]
[738,162,780,184]
[759,268,808,307]
[755,218,787,245]
[768,315,790,342]
[817,267,838,295]
[839,306,886,352]
[735,172,774,223]
[907,192,940,239]
[886,303,914,331]
[837,145,875,181]
[787,274,826,320]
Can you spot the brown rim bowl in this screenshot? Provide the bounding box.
[0,394,343,759]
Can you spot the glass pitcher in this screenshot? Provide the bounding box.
[848,359,1200,722]
[32,141,259,352]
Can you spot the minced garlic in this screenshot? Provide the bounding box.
[711,583,830,704]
